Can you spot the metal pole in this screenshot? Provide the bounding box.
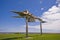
[40,22,42,35]
[26,16,28,38]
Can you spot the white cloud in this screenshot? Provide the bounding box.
[42,5,60,20]
[40,1,60,33]
[41,8,44,10]
[24,0,60,33]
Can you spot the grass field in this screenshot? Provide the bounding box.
[0,33,60,40]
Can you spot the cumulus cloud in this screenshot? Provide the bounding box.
[40,0,60,33]
[25,0,60,33]
[42,5,60,20]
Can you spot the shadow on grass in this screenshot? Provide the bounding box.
[1,37,23,40]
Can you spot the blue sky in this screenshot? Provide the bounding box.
[0,0,60,33]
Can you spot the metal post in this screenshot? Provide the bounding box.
[40,22,42,35]
[26,15,28,38]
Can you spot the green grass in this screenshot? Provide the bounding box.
[0,33,60,40]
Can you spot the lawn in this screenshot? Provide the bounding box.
[0,33,60,40]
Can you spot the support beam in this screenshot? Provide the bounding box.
[26,15,28,38]
[40,22,42,35]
